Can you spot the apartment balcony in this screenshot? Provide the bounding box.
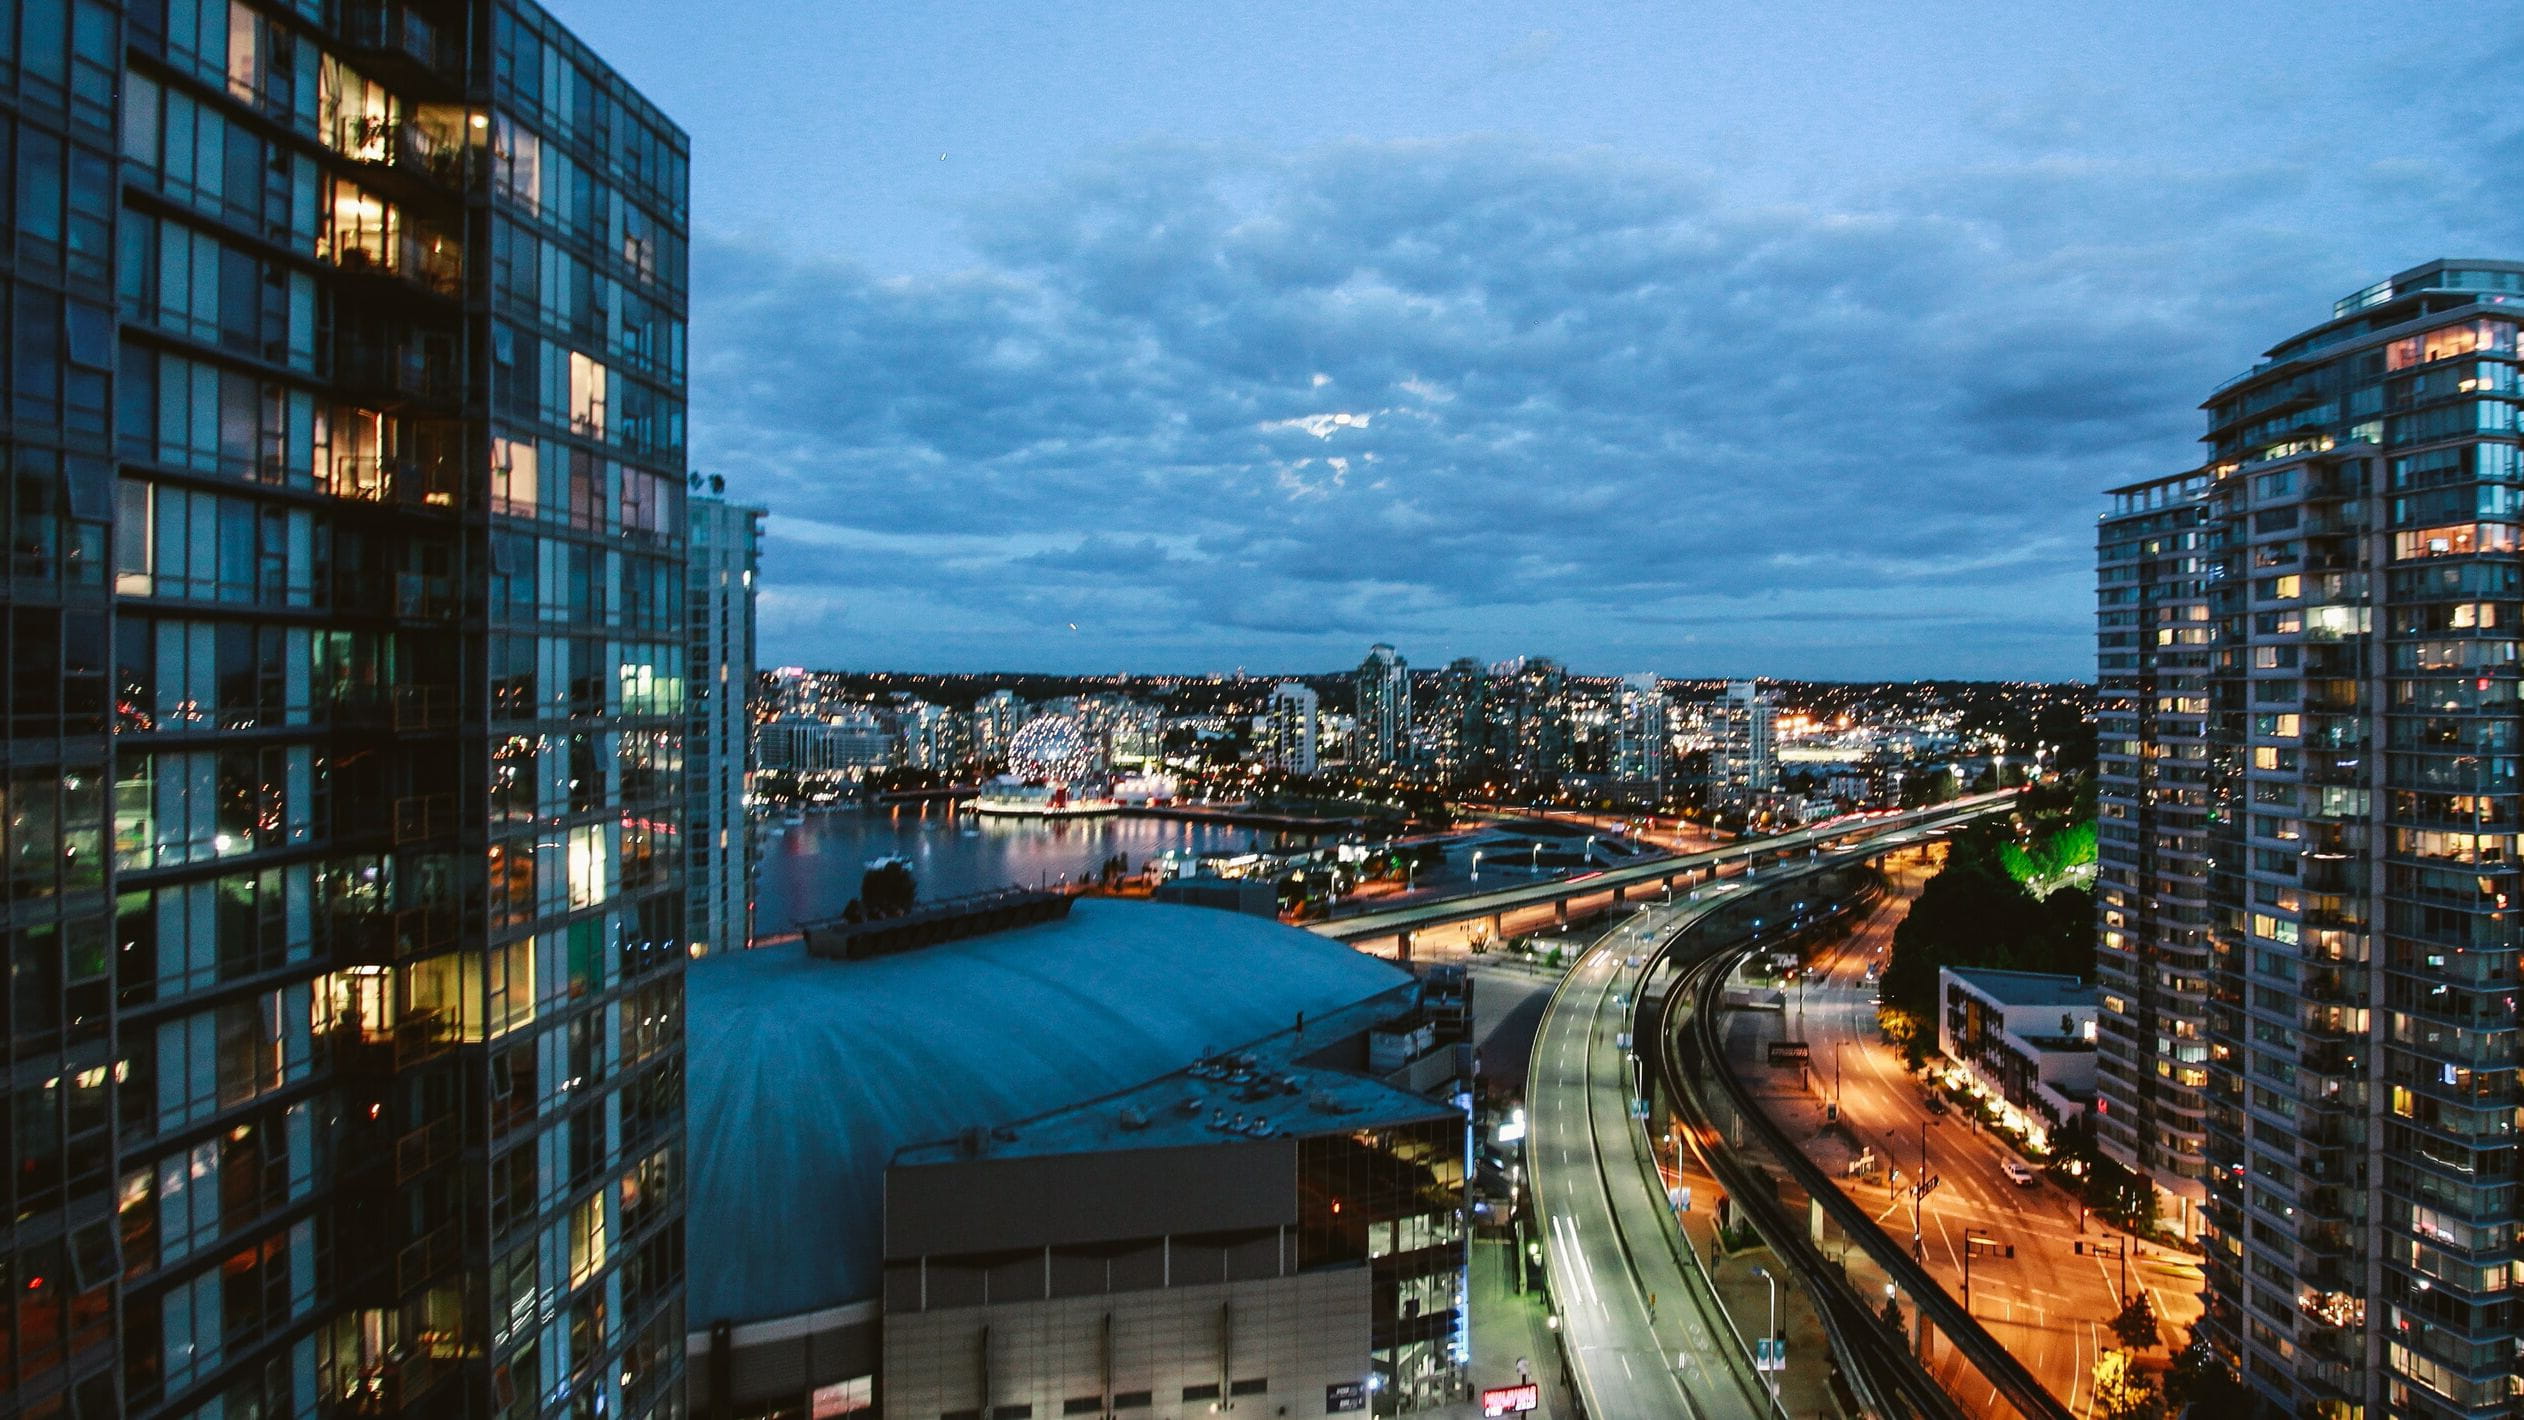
[327,901,456,966]
[2298,1182,2358,1225]
[329,1007,458,1077]
[330,220,467,305]
[335,0,466,97]
[392,792,456,846]
[2150,938,2211,973]
[2301,1355,2362,1406]
[327,682,458,734]
[328,1348,461,1420]
[2304,925,2370,963]
[2302,853,2358,893]
[328,567,461,625]
[321,455,460,510]
[2299,1138,2357,1186]
[335,337,462,407]
[333,112,482,197]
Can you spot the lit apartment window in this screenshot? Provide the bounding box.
[569,351,608,437]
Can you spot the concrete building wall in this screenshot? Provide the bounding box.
[882,1269,1371,1420]
[888,1142,1297,1258]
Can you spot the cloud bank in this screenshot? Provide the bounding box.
[695,119,2519,678]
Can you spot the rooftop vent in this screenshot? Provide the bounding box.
[1118,1106,1150,1131]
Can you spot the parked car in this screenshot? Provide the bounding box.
[2001,1159,2038,1187]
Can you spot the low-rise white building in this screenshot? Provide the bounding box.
[1936,967,2098,1152]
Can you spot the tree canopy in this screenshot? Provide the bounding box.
[1882,819,2095,1030]
[860,857,918,917]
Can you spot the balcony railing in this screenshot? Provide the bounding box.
[393,793,454,845]
[336,341,461,404]
[333,115,480,192]
[323,456,459,508]
[338,2,464,90]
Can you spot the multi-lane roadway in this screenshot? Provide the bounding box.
[1524,803,2015,1418]
[1748,852,2204,1416]
[1317,793,2021,954]
[1528,891,1768,1418]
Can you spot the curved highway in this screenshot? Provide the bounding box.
[1671,899,2079,1420]
[1525,801,2013,1420]
[1316,793,2019,946]
[1528,896,1761,1419]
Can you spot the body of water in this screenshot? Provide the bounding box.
[752,804,1308,938]
[750,803,1656,942]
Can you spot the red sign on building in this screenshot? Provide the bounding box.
[1481,1383,1540,1416]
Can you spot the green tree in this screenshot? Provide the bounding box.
[1881,820,2098,1036]
[2164,1335,2251,1412]
[2091,1349,2163,1420]
[2112,1291,2162,1351]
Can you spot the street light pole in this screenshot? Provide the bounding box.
[1963,1227,1991,1314]
[1751,1264,1780,1406]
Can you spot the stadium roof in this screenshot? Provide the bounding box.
[684,899,1414,1326]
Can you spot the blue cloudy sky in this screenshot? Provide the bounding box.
[549,1,2524,681]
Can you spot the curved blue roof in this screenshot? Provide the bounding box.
[684,899,1413,1325]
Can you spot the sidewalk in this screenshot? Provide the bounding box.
[1727,909,2209,1412]
[1663,1132,1848,1418]
[1441,1232,1580,1419]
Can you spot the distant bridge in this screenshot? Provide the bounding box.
[1309,792,2017,959]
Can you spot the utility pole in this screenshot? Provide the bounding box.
[1913,1117,1930,1261]
[1962,1228,2010,1314]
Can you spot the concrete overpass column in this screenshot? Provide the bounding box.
[1553,899,1568,926]
[1612,884,1626,904]
[1396,930,1412,964]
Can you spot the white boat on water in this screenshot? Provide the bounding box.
[968,777,1119,819]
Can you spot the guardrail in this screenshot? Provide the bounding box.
[1523,887,1774,1420]
[1629,860,1973,1420]
[1519,800,2008,1420]
[1650,836,2074,1420]
[1321,792,2017,943]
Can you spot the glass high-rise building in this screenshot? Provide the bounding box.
[1611,672,1667,788]
[1263,681,1318,776]
[1714,679,1774,806]
[2098,260,2524,1419]
[686,486,761,956]
[1350,643,1409,772]
[1424,657,1488,782]
[0,3,691,1416]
